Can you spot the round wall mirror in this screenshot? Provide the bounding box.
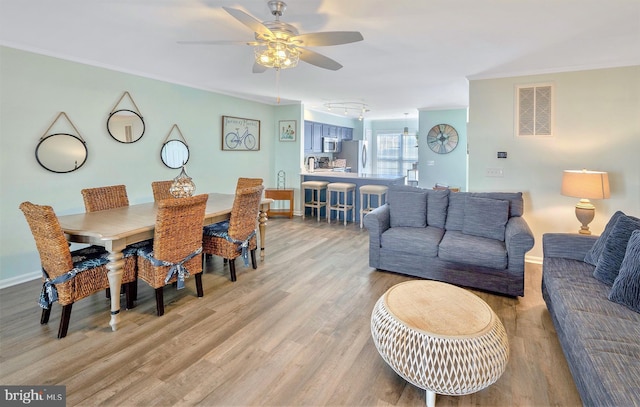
[107,109,145,143]
[36,133,88,173]
[161,139,190,169]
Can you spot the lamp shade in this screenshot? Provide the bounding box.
[561,170,610,199]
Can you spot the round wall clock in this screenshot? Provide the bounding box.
[427,124,459,154]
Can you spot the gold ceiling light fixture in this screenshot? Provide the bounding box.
[324,101,370,121]
[178,1,363,73]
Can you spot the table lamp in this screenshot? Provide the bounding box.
[561,169,610,235]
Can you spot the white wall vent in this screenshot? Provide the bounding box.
[516,84,553,137]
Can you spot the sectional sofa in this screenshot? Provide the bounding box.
[542,211,640,406]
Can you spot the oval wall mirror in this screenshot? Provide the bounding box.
[36,133,88,173]
[161,139,190,169]
[107,109,145,143]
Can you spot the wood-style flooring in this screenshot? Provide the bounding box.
[0,216,581,406]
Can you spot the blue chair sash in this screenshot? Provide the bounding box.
[138,246,202,289]
[204,222,256,266]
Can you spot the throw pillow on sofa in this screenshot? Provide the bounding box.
[584,210,626,265]
[388,186,427,228]
[593,214,640,285]
[462,196,509,241]
[608,230,640,313]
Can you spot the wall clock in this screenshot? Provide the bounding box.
[427,124,459,154]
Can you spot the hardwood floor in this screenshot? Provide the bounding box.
[0,217,581,406]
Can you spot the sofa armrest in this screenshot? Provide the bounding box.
[505,216,535,272]
[363,204,390,242]
[543,233,597,261]
[363,204,390,269]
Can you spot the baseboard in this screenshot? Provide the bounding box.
[0,270,40,290]
[526,255,542,265]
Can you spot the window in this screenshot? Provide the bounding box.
[516,83,553,137]
[376,131,418,174]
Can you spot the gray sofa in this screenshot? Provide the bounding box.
[542,230,640,406]
[363,186,534,297]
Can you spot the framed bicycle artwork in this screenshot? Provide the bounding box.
[221,116,260,151]
[278,120,296,142]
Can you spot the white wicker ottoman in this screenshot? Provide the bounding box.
[371,281,509,407]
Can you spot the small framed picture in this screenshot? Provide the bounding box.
[278,120,296,142]
[222,116,260,151]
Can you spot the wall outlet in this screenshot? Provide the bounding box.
[486,167,504,177]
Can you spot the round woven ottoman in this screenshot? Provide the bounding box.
[371,280,509,407]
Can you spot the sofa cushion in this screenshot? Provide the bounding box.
[584,210,626,266]
[439,230,508,269]
[470,192,524,217]
[388,186,428,227]
[462,196,509,241]
[593,214,640,285]
[426,189,449,228]
[381,226,443,257]
[444,192,466,231]
[608,230,640,313]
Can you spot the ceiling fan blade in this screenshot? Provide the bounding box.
[177,40,258,46]
[252,63,268,74]
[222,7,274,38]
[290,31,364,47]
[299,48,343,71]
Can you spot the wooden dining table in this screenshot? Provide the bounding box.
[57,193,272,331]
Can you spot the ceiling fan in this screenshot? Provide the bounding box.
[179,1,364,73]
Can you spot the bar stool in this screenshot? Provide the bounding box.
[301,180,329,221]
[327,182,356,225]
[359,184,388,228]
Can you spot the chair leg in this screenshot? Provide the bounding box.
[106,288,110,299]
[132,277,138,301]
[40,307,51,324]
[125,282,135,310]
[57,304,73,339]
[195,273,204,297]
[155,287,165,316]
[229,259,237,282]
[251,249,257,269]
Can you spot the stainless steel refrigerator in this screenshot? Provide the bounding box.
[337,140,370,174]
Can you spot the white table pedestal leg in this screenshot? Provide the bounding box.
[106,251,125,331]
[259,210,268,260]
[426,390,436,407]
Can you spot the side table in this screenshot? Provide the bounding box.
[264,188,294,219]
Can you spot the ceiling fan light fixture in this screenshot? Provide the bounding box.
[255,41,299,70]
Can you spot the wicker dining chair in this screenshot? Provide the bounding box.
[19,201,137,338]
[81,184,129,212]
[151,180,174,202]
[136,194,208,316]
[203,185,264,282]
[80,184,134,299]
[236,177,263,190]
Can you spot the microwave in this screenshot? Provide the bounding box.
[323,137,341,153]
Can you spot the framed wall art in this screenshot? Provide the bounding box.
[222,115,260,151]
[279,120,296,142]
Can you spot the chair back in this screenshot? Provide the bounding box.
[19,202,73,278]
[151,180,174,201]
[236,177,263,190]
[153,194,208,265]
[81,184,129,212]
[228,185,264,241]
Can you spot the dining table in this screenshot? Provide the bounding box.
[56,192,272,331]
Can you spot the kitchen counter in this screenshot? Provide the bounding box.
[300,171,405,222]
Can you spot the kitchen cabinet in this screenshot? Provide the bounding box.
[304,120,354,153]
[304,121,323,153]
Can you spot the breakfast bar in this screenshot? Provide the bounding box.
[300,172,405,222]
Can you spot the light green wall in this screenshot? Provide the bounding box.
[469,66,640,259]
[418,109,468,190]
[0,46,302,284]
